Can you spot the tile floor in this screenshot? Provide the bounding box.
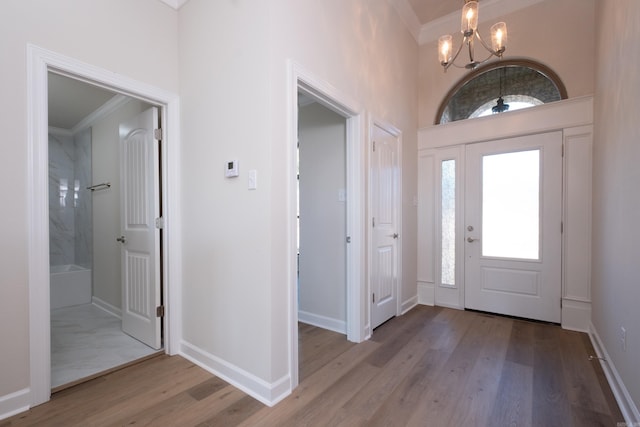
[51,303,158,388]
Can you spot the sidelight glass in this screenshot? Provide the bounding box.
[482,150,540,260]
[441,159,456,286]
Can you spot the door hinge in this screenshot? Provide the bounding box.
[561,144,564,157]
[372,293,375,303]
[154,128,162,141]
[346,236,351,243]
[373,141,376,152]
[155,217,165,229]
[560,221,563,234]
[156,305,165,318]
[372,217,376,228]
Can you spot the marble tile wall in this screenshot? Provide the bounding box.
[48,129,92,269]
[74,128,92,269]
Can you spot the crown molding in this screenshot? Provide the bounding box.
[71,94,131,134]
[158,0,190,10]
[418,0,546,45]
[388,0,422,42]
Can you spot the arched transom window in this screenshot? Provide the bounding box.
[436,59,567,125]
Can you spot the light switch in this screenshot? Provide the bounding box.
[248,169,257,190]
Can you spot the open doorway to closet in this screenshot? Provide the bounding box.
[297,94,350,381]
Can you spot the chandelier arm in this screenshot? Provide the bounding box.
[474,50,499,67]
[475,31,499,57]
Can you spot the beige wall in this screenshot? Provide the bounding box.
[178,0,419,388]
[0,0,178,402]
[592,0,640,412]
[419,0,595,127]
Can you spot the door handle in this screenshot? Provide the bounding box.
[467,237,479,243]
[116,236,126,243]
[388,233,399,239]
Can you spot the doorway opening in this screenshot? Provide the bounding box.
[297,96,347,333]
[48,73,162,390]
[297,94,348,382]
[27,45,181,407]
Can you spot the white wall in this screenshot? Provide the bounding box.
[92,99,151,311]
[418,0,596,127]
[592,0,640,417]
[178,0,418,400]
[298,102,347,332]
[0,0,178,412]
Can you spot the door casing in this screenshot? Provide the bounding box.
[287,61,365,392]
[27,44,182,406]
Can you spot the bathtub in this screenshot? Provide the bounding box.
[50,264,92,310]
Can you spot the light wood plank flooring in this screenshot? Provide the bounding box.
[2,305,623,426]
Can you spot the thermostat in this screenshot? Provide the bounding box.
[225,160,239,177]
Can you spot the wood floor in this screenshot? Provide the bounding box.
[3,305,623,426]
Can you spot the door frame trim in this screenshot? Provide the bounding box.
[26,44,182,406]
[287,60,366,391]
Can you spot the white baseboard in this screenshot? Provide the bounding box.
[179,341,290,407]
[298,311,347,334]
[561,298,591,332]
[0,388,30,421]
[401,295,418,314]
[92,296,122,318]
[417,281,435,306]
[589,322,640,424]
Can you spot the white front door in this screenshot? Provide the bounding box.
[371,124,400,329]
[464,132,563,323]
[119,107,162,349]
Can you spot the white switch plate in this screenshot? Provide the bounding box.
[248,169,257,190]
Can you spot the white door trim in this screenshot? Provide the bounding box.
[287,60,366,391]
[368,118,403,324]
[26,44,182,406]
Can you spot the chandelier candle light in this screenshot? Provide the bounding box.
[438,0,507,71]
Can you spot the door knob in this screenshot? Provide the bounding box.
[116,236,126,243]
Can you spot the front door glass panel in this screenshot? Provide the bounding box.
[482,149,540,260]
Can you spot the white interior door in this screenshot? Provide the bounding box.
[464,132,562,323]
[371,124,400,329]
[119,107,162,349]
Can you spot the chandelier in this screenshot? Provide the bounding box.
[438,0,507,71]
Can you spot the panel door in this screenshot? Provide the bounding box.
[464,132,562,323]
[119,107,162,349]
[371,124,400,329]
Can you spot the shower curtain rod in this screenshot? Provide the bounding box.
[86,182,111,192]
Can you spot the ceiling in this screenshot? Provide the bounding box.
[48,73,117,130]
[407,0,462,26]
